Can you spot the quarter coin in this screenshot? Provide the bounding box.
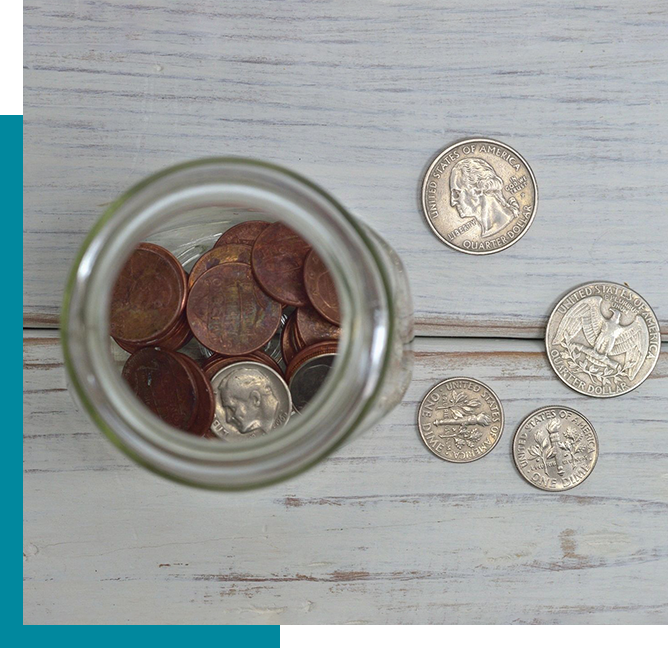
[209,361,292,441]
[512,406,599,491]
[417,377,504,463]
[303,250,340,325]
[251,222,312,306]
[214,220,271,248]
[421,138,537,254]
[546,281,660,397]
[187,262,282,356]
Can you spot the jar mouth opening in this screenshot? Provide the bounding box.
[61,158,395,489]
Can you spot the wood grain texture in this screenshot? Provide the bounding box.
[23,0,668,337]
[23,332,668,624]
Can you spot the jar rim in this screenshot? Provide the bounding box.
[61,158,396,489]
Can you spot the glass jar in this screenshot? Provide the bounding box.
[61,159,413,489]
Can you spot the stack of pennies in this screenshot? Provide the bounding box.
[110,220,342,441]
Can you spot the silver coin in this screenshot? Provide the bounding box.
[263,310,291,364]
[417,377,504,463]
[289,353,336,413]
[546,281,660,398]
[512,406,599,492]
[421,138,537,254]
[209,361,292,441]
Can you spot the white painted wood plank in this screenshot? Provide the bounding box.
[23,0,668,337]
[23,332,668,624]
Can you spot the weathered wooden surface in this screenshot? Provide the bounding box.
[23,332,668,624]
[23,0,668,337]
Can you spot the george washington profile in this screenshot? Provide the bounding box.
[449,158,520,238]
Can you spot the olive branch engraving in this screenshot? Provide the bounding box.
[559,340,629,387]
[433,391,490,449]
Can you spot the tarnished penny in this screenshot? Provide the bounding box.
[289,353,336,413]
[174,352,216,437]
[285,341,339,384]
[110,243,187,343]
[188,243,252,290]
[215,220,271,248]
[187,262,282,356]
[122,347,197,432]
[115,314,192,354]
[209,361,292,441]
[512,406,599,492]
[262,310,290,364]
[202,349,283,378]
[421,138,537,254]
[546,281,660,398]
[281,313,300,367]
[417,377,504,463]
[295,305,341,348]
[303,250,341,325]
[252,223,311,306]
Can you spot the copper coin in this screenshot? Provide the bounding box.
[214,220,271,247]
[174,352,216,437]
[285,341,339,384]
[202,355,260,381]
[202,350,282,378]
[187,262,282,356]
[122,347,198,431]
[281,313,300,367]
[251,223,311,306]
[303,250,341,325]
[114,313,192,354]
[295,305,341,348]
[110,243,187,344]
[188,243,252,290]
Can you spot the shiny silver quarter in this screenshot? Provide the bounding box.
[546,281,660,398]
[417,377,504,463]
[512,406,599,492]
[210,361,291,441]
[421,138,537,254]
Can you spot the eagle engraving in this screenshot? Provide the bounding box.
[554,296,649,380]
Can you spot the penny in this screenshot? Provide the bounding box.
[121,347,198,432]
[188,243,252,290]
[421,138,537,255]
[202,355,260,381]
[215,220,271,248]
[262,310,291,364]
[285,341,339,384]
[209,361,292,441]
[202,349,283,378]
[173,352,216,437]
[545,281,660,398]
[110,242,187,343]
[295,305,341,347]
[281,313,300,367]
[417,377,504,463]
[289,353,337,413]
[512,406,599,492]
[187,262,282,356]
[303,250,341,325]
[252,222,311,306]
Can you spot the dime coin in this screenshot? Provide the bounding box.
[187,262,282,356]
[251,222,312,306]
[174,352,216,437]
[110,242,188,344]
[188,243,252,290]
[421,138,537,255]
[417,377,504,463]
[209,361,292,441]
[122,347,198,432]
[512,406,599,492]
[214,220,271,248]
[545,281,660,398]
[289,353,336,413]
[303,250,341,325]
[295,305,341,347]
